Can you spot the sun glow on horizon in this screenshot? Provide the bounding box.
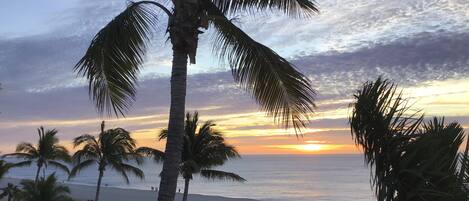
[299,144,324,151]
[264,140,348,153]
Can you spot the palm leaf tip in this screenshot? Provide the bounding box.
[200,170,246,182]
[211,0,319,18]
[207,4,316,132]
[74,2,160,116]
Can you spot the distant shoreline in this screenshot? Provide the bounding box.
[0,177,258,201]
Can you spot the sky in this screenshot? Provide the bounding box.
[0,0,468,155]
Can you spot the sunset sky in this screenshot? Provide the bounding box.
[0,0,468,155]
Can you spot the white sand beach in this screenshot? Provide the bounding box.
[0,178,257,201]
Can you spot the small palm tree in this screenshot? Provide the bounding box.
[0,183,20,201]
[139,112,245,201]
[75,1,318,200]
[3,127,70,182]
[349,77,469,201]
[69,121,144,201]
[0,160,12,180]
[15,174,74,201]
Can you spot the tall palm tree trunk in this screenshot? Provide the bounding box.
[158,2,199,201]
[182,178,190,201]
[157,49,188,201]
[95,170,104,201]
[34,163,41,183]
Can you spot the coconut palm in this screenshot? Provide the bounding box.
[69,121,144,201]
[349,77,469,201]
[139,112,245,201]
[2,127,70,183]
[15,174,74,201]
[75,1,318,200]
[0,183,20,201]
[0,160,12,180]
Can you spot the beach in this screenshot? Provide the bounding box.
[0,178,257,201]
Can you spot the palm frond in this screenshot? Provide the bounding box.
[111,162,144,183]
[69,159,96,178]
[116,167,130,184]
[48,161,70,175]
[18,174,73,201]
[74,2,160,115]
[205,2,315,132]
[350,77,423,200]
[2,152,35,159]
[185,112,199,142]
[158,128,168,141]
[200,169,246,182]
[459,134,469,182]
[119,162,145,180]
[0,183,20,200]
[0,160,12,179]
[349,77,469,201]
[73,149,99,165]
[53,145,71,162]
[397,118,466,201]
[136,147,165,162]
[350,77,422,163]
[73,134,99,148]
[211,0,319,18]
[15,143,38,155]
[10,160,33,168]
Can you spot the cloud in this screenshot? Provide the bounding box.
[293,31,469,101]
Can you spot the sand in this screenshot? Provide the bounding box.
[0,178,257,201]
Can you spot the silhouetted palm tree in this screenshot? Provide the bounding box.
[75,1,317,200]
[3,127,70,182]
[16,174,74,201]
[139,112,245,201]
[0,160,12,180]
[0,183,20,201]
[69,121,144,201]
[349,77,469,201]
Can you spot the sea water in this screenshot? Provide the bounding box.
[5,154,374,201]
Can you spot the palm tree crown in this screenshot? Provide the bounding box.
[76,1,318,200]
[160,112,244,179]
[16,174,74,201]
[2,127,70,182]
[140,112,245,201]
[70,121,144,201]
[350,77,469,201]
[75,0,317,133]
[0,183,20,201]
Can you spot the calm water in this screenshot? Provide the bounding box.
[5,154,374,201]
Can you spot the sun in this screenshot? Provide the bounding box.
[264,141,345,153]
[300,144,323,151]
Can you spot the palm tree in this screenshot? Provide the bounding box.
[75,1,318,200]
[2,127,70,183]
[139,112,245,201]
[0,160,12,180]
[69,121,144,201]
[15,174,74,201]
[0,183,20,201]
[349,77,469,201]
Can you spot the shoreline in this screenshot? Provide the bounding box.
[0,177,258,201]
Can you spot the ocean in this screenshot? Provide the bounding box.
[5,154,375,201]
